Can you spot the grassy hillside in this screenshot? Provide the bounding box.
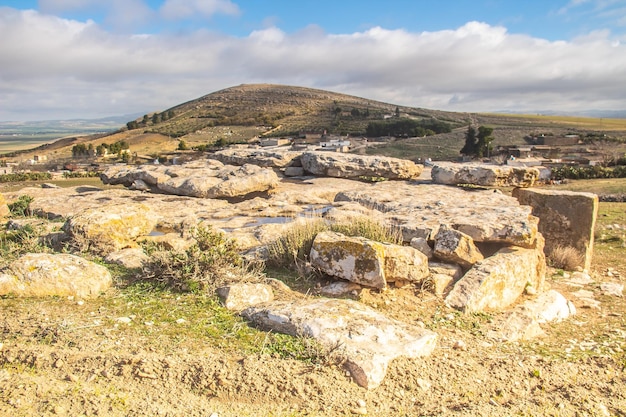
[5,84,626,163]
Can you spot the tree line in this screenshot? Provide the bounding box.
[126,110,175,130]
[365,118,452,137]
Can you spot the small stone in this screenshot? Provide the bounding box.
[101,370,110,378]
[53,405,66,415]
[416,378,431,391]
[54,359,64,369]
[524,285,538,296]
[357,399,366,408]
[176,318,186,324]
[350,406,368,415]
[453,340,468,351]
[65,374,79,382]
[76,300,84,306]
[116,317,132,324]
[209,413,219,417]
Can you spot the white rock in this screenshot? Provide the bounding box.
[600,282,624,297]
[243,298,437,389]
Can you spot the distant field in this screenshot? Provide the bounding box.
[482,113,626,131]
[541,177,626,195]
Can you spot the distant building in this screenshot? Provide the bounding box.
[260,138,291,147]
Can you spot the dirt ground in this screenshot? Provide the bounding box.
[1,192,626,416]
[2,264,625,417]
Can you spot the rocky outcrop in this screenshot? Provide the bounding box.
[431,162,539,187]
[310,231,429,289]
[104,248,150,269]
[445,243,546,313]
[513,188,598,270]
[301,151,423,180]
[335,182,539,247]
[101,161,279,199]
[63,203,158,254]
[209,148,301,168]
[0,253,112,298]
[242,298,437,389]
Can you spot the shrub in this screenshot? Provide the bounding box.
[8,195,33,217]
[141,225,262,293]
[548,245,584,271]
[266,214,403,271]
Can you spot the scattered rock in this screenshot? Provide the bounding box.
[410,237,433,259]
[0,253,112,298]
[301,151,423,180]
[104,248,151,269]
[0,192,12,219]
[319,281,363,297]
[600,282,623,297]
[209,148,302,168]
[101,161,279,199]
[453,340,467,351]
[564,271,593,286]
[243,298,437,389]
[216,283,274,311]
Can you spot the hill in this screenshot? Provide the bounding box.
[4,84,626,163]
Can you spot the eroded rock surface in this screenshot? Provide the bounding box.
[242,298,437,389]
[431,162,539,187]
[301,151,423,180]
[0,192,10,219]
[0,253,112,298]
[63,203,158,254]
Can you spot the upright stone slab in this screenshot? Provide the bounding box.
[445,244,546,313]
[512,188,598,270]
[243,298,437,389]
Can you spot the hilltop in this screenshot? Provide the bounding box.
[4,83,626,163]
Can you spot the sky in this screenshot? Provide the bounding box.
[1,0,626,121]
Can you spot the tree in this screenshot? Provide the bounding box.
[476,126,494,158]
[460,125,478,156]
[177,140,188,150]
[460,125,494,158]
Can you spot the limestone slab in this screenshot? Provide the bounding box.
[243,298,437,389]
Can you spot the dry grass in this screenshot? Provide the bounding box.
[548,245,584,271]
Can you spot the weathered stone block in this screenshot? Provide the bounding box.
[301,151,422,180]
[310,231,429,289]
[431,162,539,187]
[445,244,546,313]
[513,188,598,270]
[433,225,484,269]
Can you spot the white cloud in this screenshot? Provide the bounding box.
[159,0,240,20]
[1,8,625,120]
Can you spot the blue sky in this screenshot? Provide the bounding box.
[1,0,626,120]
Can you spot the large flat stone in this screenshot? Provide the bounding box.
[513,188,598,270]
[242,298,437,389]
[301,151,423,180]
[335,182,539,247]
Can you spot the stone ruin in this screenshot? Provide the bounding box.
[1,150,599,389]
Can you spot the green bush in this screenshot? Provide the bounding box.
[0,172,52,183]
[8,195,33,216]
[551,165,626,180]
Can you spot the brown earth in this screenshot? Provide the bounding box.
[1,198,625,417]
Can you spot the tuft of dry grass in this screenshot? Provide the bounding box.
[548,245,584,271]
